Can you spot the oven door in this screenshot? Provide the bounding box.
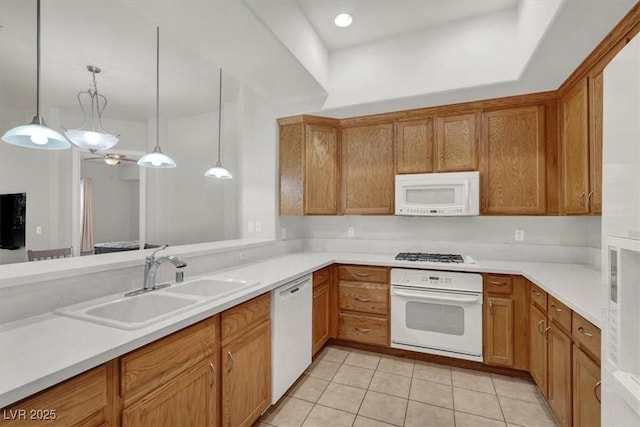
[391,285,483,362]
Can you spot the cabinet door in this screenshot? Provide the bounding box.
[560,79,590,214]
[548,324,573,427]
[222,320,271,427]
[530,305,548,398]
[312,281,330,355]
[435,113,478,172]
[341,124,394,214]
[573,346,601,427]
[395,118,433,174]
[588,70,603,214]
[122,360,217,427]
[481,106,546,214]
[279,122,304,215]
[484,296,514,367]
[305,124,339,215]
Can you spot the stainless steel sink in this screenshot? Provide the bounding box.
[166,277,258,298]
[56,292,204,330]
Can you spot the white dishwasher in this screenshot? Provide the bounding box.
[271,274,312,404]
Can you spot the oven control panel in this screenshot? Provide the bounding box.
[390,268,483,293]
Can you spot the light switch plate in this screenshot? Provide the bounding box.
[348,227,355,238]
[515,229,525,242]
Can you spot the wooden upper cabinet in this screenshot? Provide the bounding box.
[435,113,478,172]
[395,118,434,174]
[278,116,339,215]
[588,70,603,214]
[341,123,395,214]
[305,124,340,214]
[560,79,591,214]
[481,105,546,215]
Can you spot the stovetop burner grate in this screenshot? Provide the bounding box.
[395,252,465,263]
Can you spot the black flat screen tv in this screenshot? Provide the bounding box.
[0,193,26,250]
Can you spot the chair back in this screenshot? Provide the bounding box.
[27,247,73,261]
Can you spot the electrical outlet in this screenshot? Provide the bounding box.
[248,221,254,233]
[281,227,287,239]
[348,227,355,238]
[239,251,248,262]
[36,226,42,235]
[515,229,525,242]
[255,221,261,232]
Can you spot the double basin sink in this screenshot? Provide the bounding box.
[56,277,259,330]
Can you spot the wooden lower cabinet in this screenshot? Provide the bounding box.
[122,360,216,427]
[530,304,549,398]
[548,323,573,427]
[0,365,110,427]
[312,280,331,355]
[572,346,601,427]
[338,312,388,346]
[222,319,271,427]
[484,296,514,366]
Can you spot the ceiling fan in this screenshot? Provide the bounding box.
[83,153,137,166]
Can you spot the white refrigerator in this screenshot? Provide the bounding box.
[601,32,640,426]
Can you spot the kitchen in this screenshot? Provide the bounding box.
[0,1,639,426]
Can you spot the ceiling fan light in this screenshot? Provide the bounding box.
[103,157,121,166]
[65,129,118,151]
[2,117,70,150]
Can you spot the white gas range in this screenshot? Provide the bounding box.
[390,252,483,362]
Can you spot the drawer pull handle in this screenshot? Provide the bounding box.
[594,381,602,403]
[587,191,594,207]
[531,289,541,296]
[354,272,370,277]
[355,327,371,333]
[490,281,506,286]
[210,363,216,387]
[227,351,234,373]
[578,192,586,207]
[543,326,551,342]
[355,296,371,302]
[578,326,594,338]
[551,304,562,313]
[537,319,546,335]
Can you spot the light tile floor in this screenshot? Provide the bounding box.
[256,345,559,427]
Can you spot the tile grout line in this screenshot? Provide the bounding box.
[490,374,509,424]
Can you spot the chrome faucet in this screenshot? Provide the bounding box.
[126,245,187,297]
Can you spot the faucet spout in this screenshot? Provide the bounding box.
[125,246,188,297]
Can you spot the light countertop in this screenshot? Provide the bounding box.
[0,251,603,408]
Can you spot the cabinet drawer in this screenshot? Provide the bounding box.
[338,265,388,283]
[572,312,601,363]
[1,365,107,427]
[548,296,572,332]
[339,281,389,315]
[530,283,548,311]
[485,275,513,294]
[120,316,217,400]
[222,292,270,345]
[313,266,331,285]
[338,312,388,347]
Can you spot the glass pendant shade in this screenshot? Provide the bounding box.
[2,116,69,150]
[64,65,119,151]
[1,0,70,151]
[204,162,232,179]
[139,27,176,169]
[137,146,176,168]
[204,69,232,179]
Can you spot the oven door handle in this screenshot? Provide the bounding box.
[392,289,481,304]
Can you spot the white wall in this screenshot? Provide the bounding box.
[0,108,72,264]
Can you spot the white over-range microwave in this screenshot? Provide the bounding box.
[395,171,480,216]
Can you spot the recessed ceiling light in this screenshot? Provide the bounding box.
[334,13,353,28]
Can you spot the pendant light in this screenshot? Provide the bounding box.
[204,69,232,179]
[1,0,69,150]
[64,65,119,151]
[138,26,176,168]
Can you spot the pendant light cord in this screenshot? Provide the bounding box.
[217,69,222,165]
[36,0,41,119]
[156,26,160,150]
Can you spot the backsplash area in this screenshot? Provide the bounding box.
[280,215,602,264]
